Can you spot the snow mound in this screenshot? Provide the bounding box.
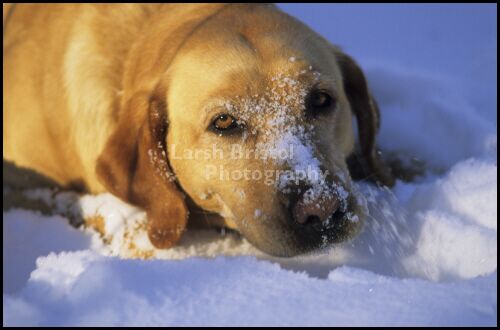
[367,64,496,169]
[3,210,93,294]
[3,251,496,326]
[402,158,497,280]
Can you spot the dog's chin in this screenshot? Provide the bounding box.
[244,221,362,258]
[236,195,366,258]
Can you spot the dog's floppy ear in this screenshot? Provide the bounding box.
[96,84,188,249]
[334,49,395,187]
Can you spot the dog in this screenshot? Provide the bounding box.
[3,4,396,257]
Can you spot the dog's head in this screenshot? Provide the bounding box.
[97,4,394,257]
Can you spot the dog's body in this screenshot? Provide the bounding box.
[4,4,395,256]
[4,3,174,192]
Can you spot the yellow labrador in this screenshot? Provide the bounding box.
[3,4,395,257]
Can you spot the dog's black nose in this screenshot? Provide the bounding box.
[291,190,340,229]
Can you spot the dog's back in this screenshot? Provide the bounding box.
[3,4,172,191]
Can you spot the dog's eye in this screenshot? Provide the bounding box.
[307,90,335,116]
[212,114,239,132]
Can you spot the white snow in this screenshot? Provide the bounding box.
[3,251,496,326]
[3,4,497,326]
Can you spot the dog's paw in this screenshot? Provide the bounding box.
[147,223,184,249]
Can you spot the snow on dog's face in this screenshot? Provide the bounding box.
[160,7,390,256]
[124,5,390,256]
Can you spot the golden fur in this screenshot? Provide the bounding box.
[3,4,394,256]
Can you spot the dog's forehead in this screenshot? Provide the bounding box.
[168,3,342,114]
[225,69,315,121]
[167,25,342,136]
[170,23,337,89]
[169,49,333,117]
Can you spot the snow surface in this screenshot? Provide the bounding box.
[3,4,497,326]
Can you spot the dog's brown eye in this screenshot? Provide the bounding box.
[307,90,335,116]
[212,114,238,131]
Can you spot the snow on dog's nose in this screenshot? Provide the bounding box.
[292,190,340,226]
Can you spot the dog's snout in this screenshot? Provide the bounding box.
[291,190,340,228]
